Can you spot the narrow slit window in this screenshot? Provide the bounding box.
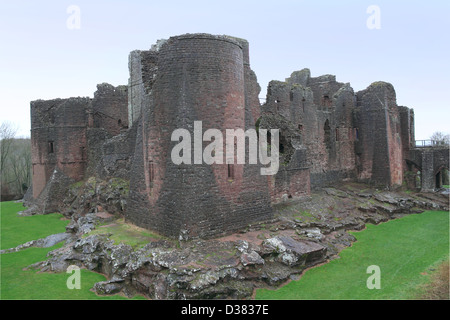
[279,142,285,154]
[80,146,86,160]
[324,120,331,149]
[48,141,54,154]
[149,161,155,184]
[227,164,234,180]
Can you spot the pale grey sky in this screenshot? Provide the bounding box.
[1,0,448,139]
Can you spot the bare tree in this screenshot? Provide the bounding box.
[9,139,32,194]
[430,131,450,146]
[1,122,32,199]
[0,122,18,177]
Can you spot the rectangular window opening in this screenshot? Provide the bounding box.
[149,161,155,186]
[227,164,234,180]
[80,146,86,160]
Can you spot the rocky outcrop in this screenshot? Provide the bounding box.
[17,182,449,300]
[32,229,326,299]
[62,176,129,218]
[0,232,73,254]
[20,168,75,215]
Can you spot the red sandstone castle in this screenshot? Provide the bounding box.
[28,34,417,239]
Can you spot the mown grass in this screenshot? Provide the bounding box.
[255,210,449,300]
[0,201,144,300]
[87,218,164,249]
[1,202,69,250]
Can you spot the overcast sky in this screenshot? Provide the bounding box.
[0,0,448,139]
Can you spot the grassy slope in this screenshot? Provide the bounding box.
[256,210,449,300]
[1,202,68,250]
[2,201,448,300]
[0,201,142,300]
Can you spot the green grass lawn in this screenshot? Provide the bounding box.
[87,218,164,249]
[255,210,449,300]
[1,201,69,250]
[2,201,449,300]
[0,201,144,300]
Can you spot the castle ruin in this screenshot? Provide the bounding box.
[28,33,427,239]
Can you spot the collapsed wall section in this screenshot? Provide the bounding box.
[128,49,159,126]
[29,82,130,214]
[354,82,404,188]
[92,83,129,136]
[262,69,358,192]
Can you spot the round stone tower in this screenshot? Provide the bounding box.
[127,34,273,239]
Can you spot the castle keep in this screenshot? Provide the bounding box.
[28,33,417,239]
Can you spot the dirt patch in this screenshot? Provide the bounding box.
[416,260,450,300]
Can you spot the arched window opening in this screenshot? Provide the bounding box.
[322,95,331,107]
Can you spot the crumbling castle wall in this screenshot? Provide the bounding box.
[28,33,418,239]
[31,97,90,201]
[262,68,358,193]
[30,83,129,212]
[92,83,129,135]
[262,69,415,191]
[354,82,404,188]
[399,106,415,172]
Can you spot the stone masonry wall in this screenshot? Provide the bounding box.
[92,83,129,136]
[30,97,90,199]
[262,69,357,191]
[355,82,404,188]
[28,33,419,240]
[30,83,130,210]
[126,34,273,239]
